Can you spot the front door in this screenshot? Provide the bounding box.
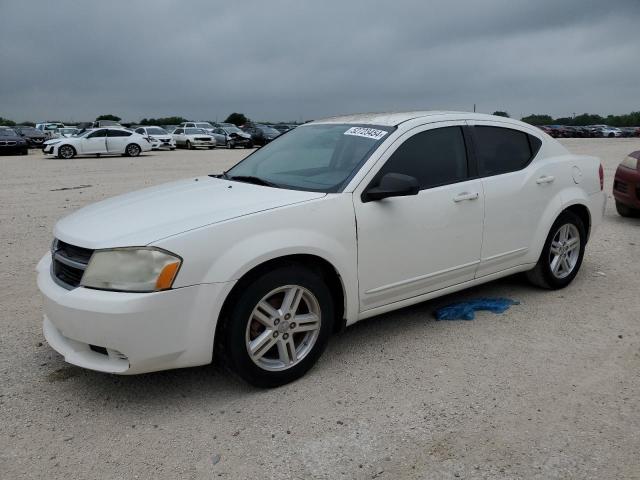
[354,123,484,311]
[81,129,107,154]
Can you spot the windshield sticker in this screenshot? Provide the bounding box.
[343,127,387,140]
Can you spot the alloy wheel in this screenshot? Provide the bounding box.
[548,223,580,279]
[245,285,322,371]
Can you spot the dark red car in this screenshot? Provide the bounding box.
[613,150,640,216]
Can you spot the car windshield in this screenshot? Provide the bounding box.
[185,128,206,135]
[147,127,167,135]
[19,127,38,134]
[225,124,394,193]
[0,129,17,136]
[223,126,243,134]
[195,123,213,129]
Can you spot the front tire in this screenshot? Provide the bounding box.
[57,145,75,159]
[616,200,638,217]
[526,211,586,289]
[186,140,193,150]
[223,264,334,387]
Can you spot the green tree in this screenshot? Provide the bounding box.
[18,121,36,127]
[140,116,187,126]
[520,114,554,125]
[224,112,248,126]
[0,116,16,126]
[96,114,121,122]
[492,111,510,118]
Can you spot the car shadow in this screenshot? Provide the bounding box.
[46,273,534,409]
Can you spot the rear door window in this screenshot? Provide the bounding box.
[474,126,541,176]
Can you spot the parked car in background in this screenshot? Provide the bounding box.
[92,120,122,128]
[36,122,65,139]
[0,127,29,155]
[179,121,215,133]
[211,125,253,148]
[613,150,640,217]
[14,126,47,147]
[134,126,176,150]
[241,123,281,146]
[172,127,216,149]
[37,111,605,387]
[42,127,151,159]
[270,124,293,134]
[619,127,639,137]
[56,127,79,138]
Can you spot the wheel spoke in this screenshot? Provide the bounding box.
[550,255,561,274]
[277,337,297,365]
[566,236,579,251]
[292,313,320,332]
[249,329,277,360]
[561,256,572,273]
[254,301,279,327]
[281,286,303,315]
[559,225,569,242]
[550,241,562,255]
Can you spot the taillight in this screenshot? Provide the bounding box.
[599,163,604,191]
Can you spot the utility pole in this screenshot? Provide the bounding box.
[473,104,476,113]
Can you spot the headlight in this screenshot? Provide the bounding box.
[80,247,182,292]
[621,155,638,170]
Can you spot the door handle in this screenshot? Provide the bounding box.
[453,192,479,202]
[536,175,555,184]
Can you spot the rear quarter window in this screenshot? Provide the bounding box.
[474,126,542,176]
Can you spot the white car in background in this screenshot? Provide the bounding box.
[172,127,216,149]
[43,127,152,159]
[134,126,176,150]
[37,111,605,387]
[179,121,215,133]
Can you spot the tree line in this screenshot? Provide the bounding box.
[3,110,639,128]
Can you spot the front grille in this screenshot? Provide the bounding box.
[0,140,17,146]
[51,239,94,289]
[614,180,628,193]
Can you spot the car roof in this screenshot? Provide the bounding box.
[309,111,527,127]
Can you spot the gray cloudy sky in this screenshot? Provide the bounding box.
[1,0,639,123]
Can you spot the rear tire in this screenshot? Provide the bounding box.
[222,264,334,388]
[616,201,638,217]
[186,140,193,150]
[526,210,586,289]
[125,143,141,157]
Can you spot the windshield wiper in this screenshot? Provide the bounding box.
[225,175,281,188]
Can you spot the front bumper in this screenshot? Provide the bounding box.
[613,165,640,209]
[37,253,234,374]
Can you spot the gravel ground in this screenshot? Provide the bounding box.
[1,139,639,479]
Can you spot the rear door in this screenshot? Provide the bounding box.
[468,122,562,276]
[173,128,185,146]
[106,129,132,153]
[81,129,107,154]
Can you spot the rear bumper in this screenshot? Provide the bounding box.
[613,165,640,208]
[37,253,234,374]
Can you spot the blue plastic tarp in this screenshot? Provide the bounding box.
[435,298,519,321]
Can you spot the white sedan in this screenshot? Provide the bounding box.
[171,127,216,149]
[43,127,152,159]
[37,111,606,387]
[134,126,176,150]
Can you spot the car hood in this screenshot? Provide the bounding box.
[54,176,326,249]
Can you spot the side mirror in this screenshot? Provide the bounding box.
[362,173,419,202]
